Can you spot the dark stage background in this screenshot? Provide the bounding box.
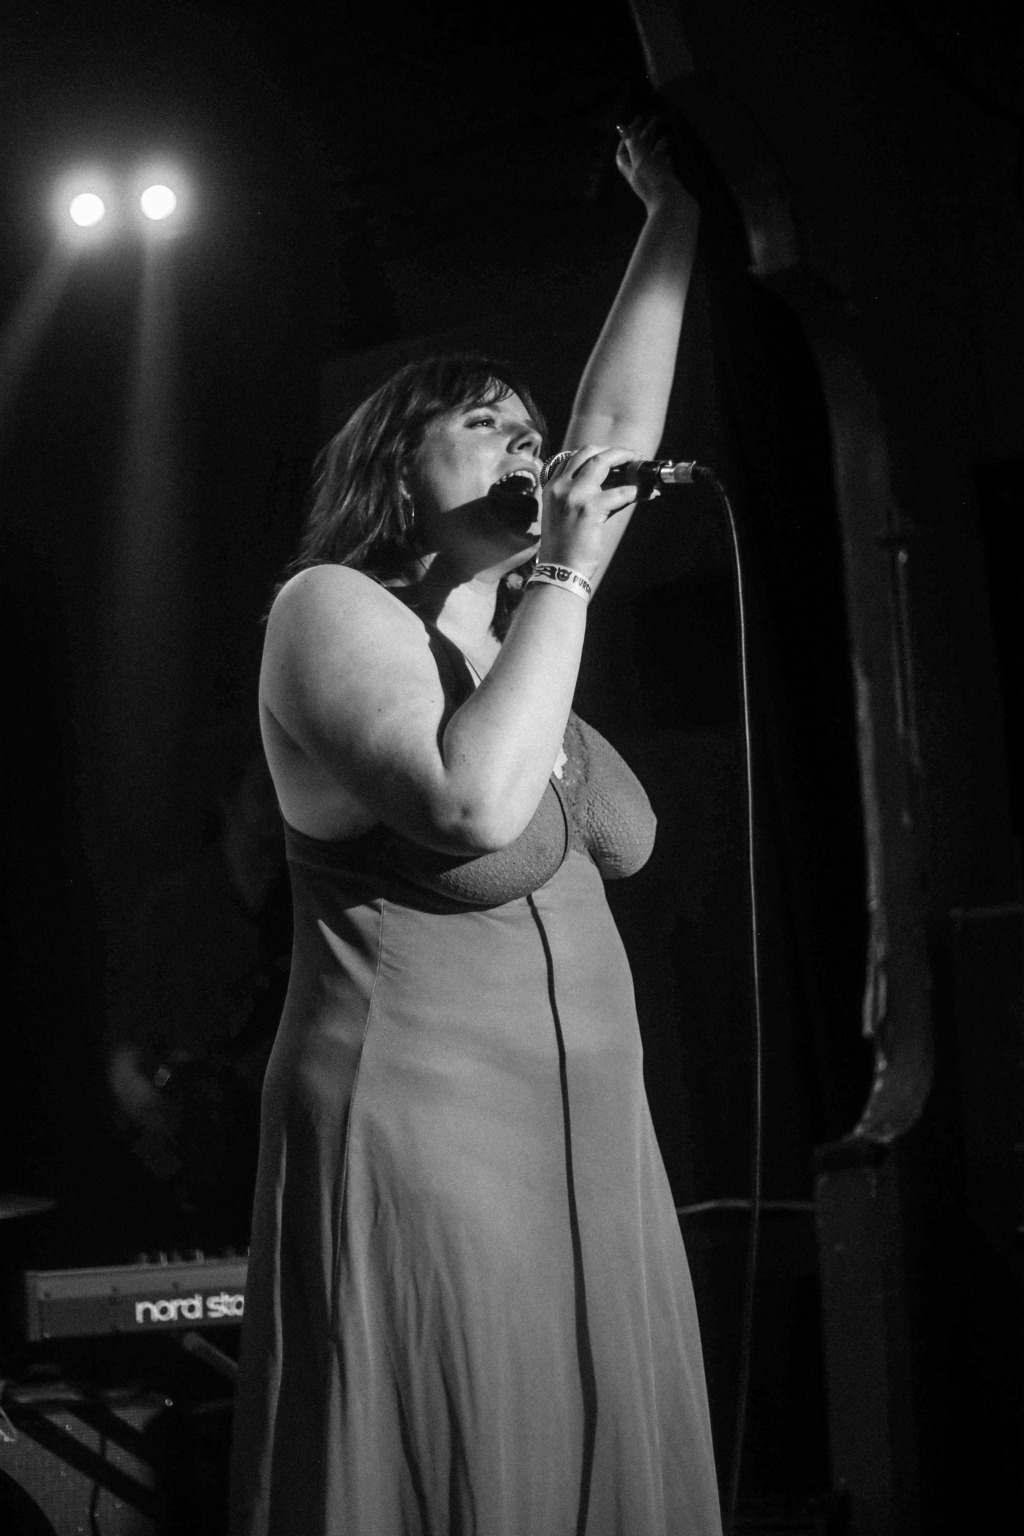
[1,1,1022,1529]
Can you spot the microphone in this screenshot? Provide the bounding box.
[540,449,705,494]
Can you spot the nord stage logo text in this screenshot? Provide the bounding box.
[134,1289,245,1325]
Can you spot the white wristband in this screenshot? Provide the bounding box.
[525,564,593,603]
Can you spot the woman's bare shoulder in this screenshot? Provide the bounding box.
[265,564,424,658]
[259,562,457,839]
[261,562,442,733]
[269,563,406,625]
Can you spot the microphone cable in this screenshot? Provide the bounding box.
[545,448,767,1529]
[684,464,765,1536]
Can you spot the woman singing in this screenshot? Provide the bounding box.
[229,119,720,1535]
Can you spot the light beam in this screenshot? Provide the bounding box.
[0,247,75,454]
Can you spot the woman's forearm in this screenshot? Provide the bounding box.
[439,582,587,849]
[560,189,699,592]
[567,191,700,457]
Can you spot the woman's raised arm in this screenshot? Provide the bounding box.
[564,118,700,584]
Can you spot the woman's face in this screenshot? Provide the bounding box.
[406,392,544,572]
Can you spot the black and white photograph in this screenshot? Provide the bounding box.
[0,3,1021,1533]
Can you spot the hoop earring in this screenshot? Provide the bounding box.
[399,486,417,544]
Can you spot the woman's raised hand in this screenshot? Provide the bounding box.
[615,117,692,216]
[537,446,641,582]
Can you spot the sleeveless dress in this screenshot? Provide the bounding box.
[229,626,722,1536]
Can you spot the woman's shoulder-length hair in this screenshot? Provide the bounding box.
[288,353,547,583]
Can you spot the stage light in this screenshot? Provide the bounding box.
[69,192,106,228]
[134,164,190,239]
[49,161,192,246]
[51,167,118,245]
[140,185,177,222]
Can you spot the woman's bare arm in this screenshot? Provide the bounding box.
[563,120,700,586]
[262,449,637,854]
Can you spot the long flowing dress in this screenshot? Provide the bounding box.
[229,623,722,1536]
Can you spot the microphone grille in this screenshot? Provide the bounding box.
[540,450,575,487]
